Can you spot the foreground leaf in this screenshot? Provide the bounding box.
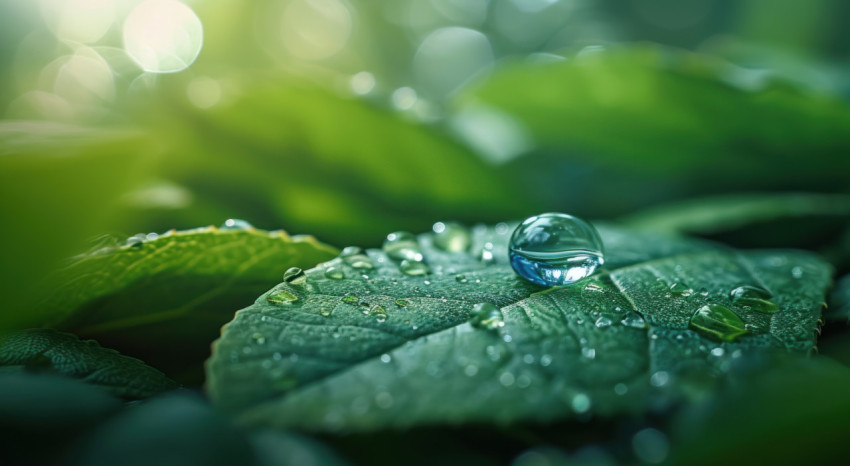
[207,224,830,431]
[42,225,338,381]
[0,329,177,398]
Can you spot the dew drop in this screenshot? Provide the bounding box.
[469,302,504,330]
[509,213,604,286]
[669,282,693,297]
[344,254,374,269]
[251,332,266,345]
[267,290,298,304]
[283,267,306,285]
[620,312,647,329]
[339,246,363,257]
[479,242,496,265]
[221,218,252,230]
[370,304,388,322]
[395,299,410,307]
[383,231,423,262]
[341,295,359,304]
[455,274,468,283]
[791,266,804,278]
[730,285,778,314]
[324,266,344,280]
[400,260,430,276]
[595,316,613,329]
[571,393,591,413]
[432,222,472,252]
[689,304,748,342]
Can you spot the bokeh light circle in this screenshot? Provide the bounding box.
[123,0,203,73]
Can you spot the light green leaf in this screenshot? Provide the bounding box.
[0,329,177,399]
[207,224,830,431]
[134,78,531,245]
[42,225,338,381]
[463,45,850,184]
[0,122,155,329]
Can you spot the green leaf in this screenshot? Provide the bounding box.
[0,122,155,329]
[0,329,177,399]
[826,274,850,324]
[42,225,338,382]
[206,224,830,432]
[134,77,531,245]
[463,45,850,187]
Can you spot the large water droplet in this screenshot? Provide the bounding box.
[400,260,430,276]
[620,312,647,329]
[267,290,298,304]
[469,302,504,330]
[344,254,374,269]
[383,231,423,262]
[729,285,778,314]
[221,218,252,230]
[283,267,306,285]
[509,213,604,286]
[689,304,748,342]
[432,222,472,252]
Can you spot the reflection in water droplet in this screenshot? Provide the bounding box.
[595,316,612,329]
[689,304,747,342]
[370,305,387,322]
[469,302,504,330]
[729,285,778,314]
[283,267,306,285]
[221,218,252,230]
[509,213,604,286]
[383,231,423,261]
[400,260,430,276]
[479,242,496,265]
[432,222,472,252]
[341,295,358,304]
[267,290,298,304]
[324,266,344,280]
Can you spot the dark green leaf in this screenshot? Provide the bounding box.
[0,329,177,399]
[826,274,850,324]
[42,225,337,382]
[207,224,830,432]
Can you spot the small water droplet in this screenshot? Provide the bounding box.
[221,218,253,230]
[339,246,363,257]
[432,222,472,252]
[370,304,387,322]
[571,393,591,413]
[730,285,778,313]
[251,332,266,345]
[479,242,496,265]
[495,222,510,235]
[455,274,468,283]
[791,266,804,278]
[324,266,344,280]
[509,213,604,286]
[649,371,669,387]
[632,428,669,464]
[689,304,748,342]
[581,347,596,359]
[710,347,725,357]
[595,316,613,328]
[283,267,306,285]
[469,302,504,330]
[614,383,628,395]
[341,295,359,304]
[395,299,410,307]
[319,308,332,317]
[267,290,298,304]
[540,354,553,366]
[620,312,647,329]
[400,260,430,276]
[499,371,515,387]
[669,282,693,297]
[380,353,391,363]
[383,231,423,262]
[464,364,478,376]
[344,254,374,269]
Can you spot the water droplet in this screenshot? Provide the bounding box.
[283,267,306,285]
[689,304,748,342]
[595,316,613,329]
[509,213,604,286]
[730,285,778,314]
[383,231,423,262]
[620,312,647,329]
[221,218,252,230]
[125,233,146,248]
[267,290,298,304]
[455,274,468,283]
[499,371,515,386]
[380,353,391,363]
[341,295,358,304]
[370,305,387,322]
[339,246,363,257]
[581,347,596,359]
[583,282,605,293]
[649,371,669,387]
[571,393,591,413]
[344,253,374,269]
[395,299,410,307]
[324,266,344,280]
[464,364,479,377]
[632,428,669,464]
[432,222,472,252]
[614,383,628,395]
[400,260,430,276]
[319,308,332,317]
[469,302,504,330]
[791,266,804,278]
[669,282,693,297]
[478,242,496,265]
